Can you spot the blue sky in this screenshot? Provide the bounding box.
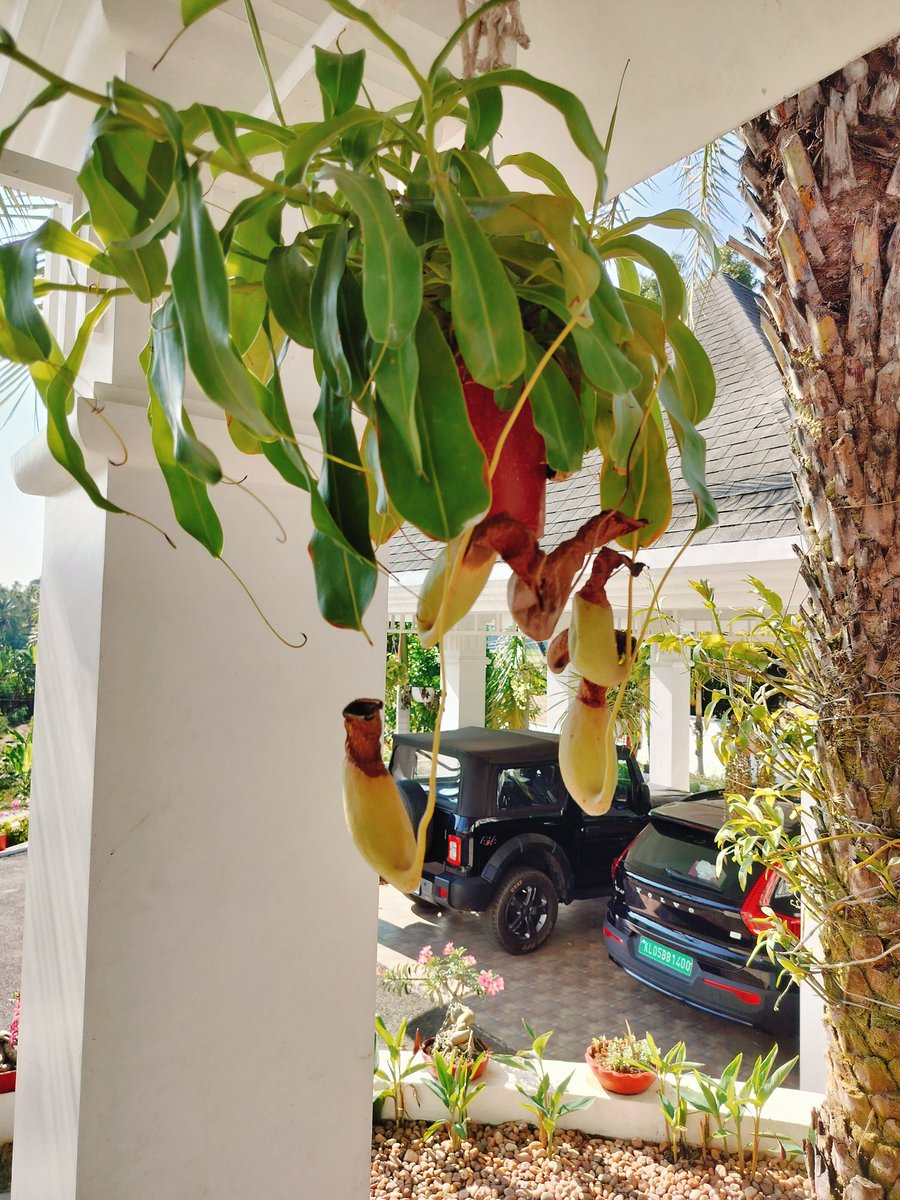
[0,155,748,588]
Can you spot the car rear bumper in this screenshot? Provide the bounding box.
[603,909,796,1030]
[416,865,494,912]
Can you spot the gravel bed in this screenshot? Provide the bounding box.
[371,1122,811,1200]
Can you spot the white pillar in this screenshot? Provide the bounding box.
[543,662,573,734]
[442,630,486,729]
[649,646,691,792]
[799,793,827,1092]
[12,397,383,1200]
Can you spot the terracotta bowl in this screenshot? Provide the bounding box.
[584,1046,656,1095]
[420,1035,492,1080]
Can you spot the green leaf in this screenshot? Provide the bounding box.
[465,87,502,152]
[612,208,718,266]
[362,423,400,547]
[376,307,489,540]
[515,284,640,395]
[264,245,314,348]
[201,104,251,170]
[310,224,354,396]
[0,238,51,362]
[658,366,716,532]
[435,180,524,388]
[372,335,421,473]
[171,168,275,438]
[453,70,607,200]
[600,404,672,547]
[480,195,599,319]
[314,47,366,119]
[596,233,686,324]
[148,298,222,484]
[77,118,173,301]
[668,318,716,423]
[523,332,582,473]
[309,380,377,630]
[283,110,386,185]
[144,348,223,557]
[322,167,422,347]
[615,257,641,295]
[181,0,227,25]
[34,297,123,515]
[448,149,510,200]
[498,152,584,218]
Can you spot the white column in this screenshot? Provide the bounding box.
[543,662,573,734]
[649,646,691,792]
[442,630,486,729]
[12,397,383,1200]
[799,793,827,1092]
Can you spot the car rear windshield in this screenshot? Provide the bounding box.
[627,818,744,899]
[390,746,462,808]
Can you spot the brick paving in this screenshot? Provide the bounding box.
[376,886,800,1083]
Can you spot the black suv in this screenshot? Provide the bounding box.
[389,727,653,955]
[605,795,800,1032]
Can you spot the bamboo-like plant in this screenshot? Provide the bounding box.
[0,0,719,879]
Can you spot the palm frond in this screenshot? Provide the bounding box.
[677,134,741,322]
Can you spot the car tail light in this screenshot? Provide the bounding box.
[446,834,462,867]
[740,868,800,938]
[611,837,638,882]
[603,925,624,944]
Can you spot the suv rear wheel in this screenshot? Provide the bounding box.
[487,867,558,955]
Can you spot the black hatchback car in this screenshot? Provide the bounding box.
[389,727,653,955]
[604,795,799,1032]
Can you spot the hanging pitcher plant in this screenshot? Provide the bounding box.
[0,0,718,887]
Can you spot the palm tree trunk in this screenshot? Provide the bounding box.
[744,41,900,1200]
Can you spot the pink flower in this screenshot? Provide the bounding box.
[442,942,455,956]
[417,945,434,964]
[476,970,492,991]
[486,976,505,996]
[463,955,476,967]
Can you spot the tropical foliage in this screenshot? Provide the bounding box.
[0,0,717,650]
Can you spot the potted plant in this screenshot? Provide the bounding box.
[0,992,19,1094]
[0,2,718,887]
[379,941,503,1077]
[585,1028,657,1095]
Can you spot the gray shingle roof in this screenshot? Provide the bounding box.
[389,275,796,573]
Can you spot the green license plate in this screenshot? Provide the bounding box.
[637,936,694,978]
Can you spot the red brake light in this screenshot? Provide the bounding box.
[611,837,637,881]
[702,978,762,1006]
[447,835,462,866]
[603,925,624,944]
[741,868,800,938]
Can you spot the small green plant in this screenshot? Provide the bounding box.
[495,1022,593,1156]
[373,1015,428,1122]
[423,1048,486,1151]
[743,1044,800,1171]
[643,1034,703,1161]
[590,1027,654,1073]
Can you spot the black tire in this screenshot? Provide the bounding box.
[486,866,558,955]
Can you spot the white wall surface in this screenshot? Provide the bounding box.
[13,399,385,1200]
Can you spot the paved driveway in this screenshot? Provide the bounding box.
[0,851,25,1017]
[376,885,800,1082]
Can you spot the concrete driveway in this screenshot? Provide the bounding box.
[0,850,25,1019]
[376,885,800,1082]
